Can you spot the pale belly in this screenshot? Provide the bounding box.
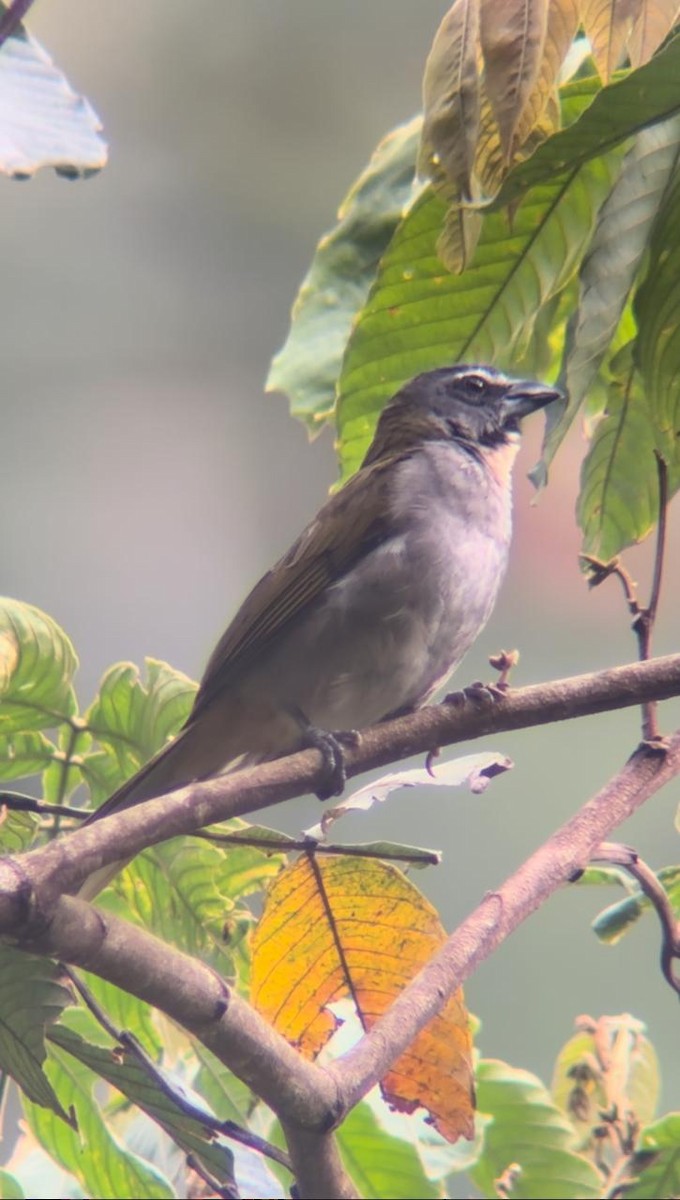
[245,521,509,732]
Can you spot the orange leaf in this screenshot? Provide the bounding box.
[250,853,474,1142]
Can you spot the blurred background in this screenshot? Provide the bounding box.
[3,0,680,1121]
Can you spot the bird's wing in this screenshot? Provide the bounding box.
[190,455,398,719]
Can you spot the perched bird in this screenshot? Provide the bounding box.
[80,363,561,897]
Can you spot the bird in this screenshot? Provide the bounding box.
[79,363,561,898]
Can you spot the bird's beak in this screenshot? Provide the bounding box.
[502,379,564,421]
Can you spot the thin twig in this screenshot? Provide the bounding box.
[195,829,440,866]
[646,452,669,630]
[592,842,680,996]
[63,967,292,1171]
[0,791,88,819]
[581,453,670,742]
[634,454,669,739]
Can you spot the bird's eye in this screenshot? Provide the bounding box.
[465,373,487,395]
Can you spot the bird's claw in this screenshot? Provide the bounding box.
[303,726,360,800]
[445,680,506,707]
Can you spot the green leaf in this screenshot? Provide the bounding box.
[625,1112,680,1200]
[0,730,56,782]
[574,865,633,890]
[49,1025,237,1194]
[22,1035,173,1200]
[72,972,164,1060]
[41,722,93,806]
[493,36,680,206]
[552,1020,659,1141]
[83,658,197,797]
[100,830,282,981]
[0,1170,24,1200]
[634,160,680,493]
[592,866,680,944]
[0,806,38,854]
[336,1100,439,1199]
[191,1040,255,1127]
[0,598,78,734]
[336,134,622,478]
[577,348,662,558]
[470,1058,602,1199]
[549,115,680,468]
[0,949,74,1124]
[0,2,107,179]
[266,116,422,431]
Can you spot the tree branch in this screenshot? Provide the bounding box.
[330,731,680,1110]
[2,665,680,1198]
[0,883,342,1133]
[6,652,680,902]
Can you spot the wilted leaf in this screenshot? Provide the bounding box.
[580,0,644,83]
[305,751,512,839]
[493,35,680,206]
[267,116,422,430]
[471,1058,602,1198]
[0,948,73,1123]
[552,1017,659,1140]
[49,1025,237,1193]
[479,0,548,161]
[251,854,474,1142]
[0,598,78,734]
[418,0,481,199]
[0,3,107,178]
[628,1,680,67]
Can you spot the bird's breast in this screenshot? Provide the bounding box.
[245,445,512,733]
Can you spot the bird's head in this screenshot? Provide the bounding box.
[363,364,564,467]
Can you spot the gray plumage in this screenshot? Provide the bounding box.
[79,364,561,898]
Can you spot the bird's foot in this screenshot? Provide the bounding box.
[445,679,506,707]
[301,725,361,800]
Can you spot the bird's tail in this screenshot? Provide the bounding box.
[77,715,236,901]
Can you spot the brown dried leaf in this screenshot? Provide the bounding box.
[479,0,549,162]
[627,0,680,66]
[418,0,482,200]
[250,854,475,1143]
[579,0,645,81]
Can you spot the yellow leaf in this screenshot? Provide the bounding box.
[250,854,475,1143]
[580,0,645,82]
